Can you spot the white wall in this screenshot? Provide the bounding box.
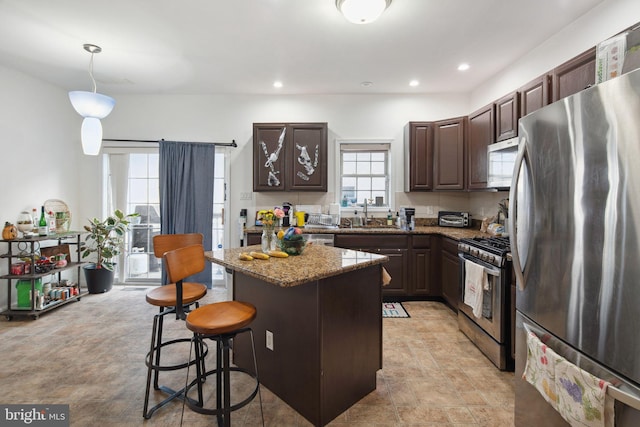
[470,0,640,110]
[0,65,85,309]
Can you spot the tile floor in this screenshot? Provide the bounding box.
[0,286,515,426]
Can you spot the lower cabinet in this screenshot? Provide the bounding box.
[440,237,461,311]
[334,234,410,298]
[411,235,437,297]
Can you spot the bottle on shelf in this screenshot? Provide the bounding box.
[38,206,48,236]
[31,208,38,233]
[387,209,393,226]
[47,210,56,234]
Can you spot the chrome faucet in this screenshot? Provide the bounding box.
[363,198,373,224]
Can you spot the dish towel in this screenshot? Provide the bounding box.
[523,331,565,410]
[463,260,486,318]
[555,359,614,427]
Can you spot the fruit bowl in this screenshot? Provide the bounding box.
[277,235,307,256]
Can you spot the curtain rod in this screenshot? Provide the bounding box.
[103,138,237,147]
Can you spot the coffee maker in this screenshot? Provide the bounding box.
[282,202,292,227]
[399,207,415,231]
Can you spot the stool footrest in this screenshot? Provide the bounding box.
[185,366,260,416]
[145,338,209,372]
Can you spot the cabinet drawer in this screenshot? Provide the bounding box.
[442,237,459,255]
[334,234,408,250]
[412,235,431,249]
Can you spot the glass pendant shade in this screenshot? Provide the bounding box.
[337,0,390,24]
[69,91,116,119]
[81,117,103,155]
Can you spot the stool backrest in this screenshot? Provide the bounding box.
[164,244,206,284]
[153,233,203,259]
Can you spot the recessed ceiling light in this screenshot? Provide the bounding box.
[273,81,283,88]
[360,81,373,87]
[409,80,420,87]
[457,63,470,71]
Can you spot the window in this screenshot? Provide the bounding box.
[339,141,391,208]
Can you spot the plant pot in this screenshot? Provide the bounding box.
[83,265,114,294]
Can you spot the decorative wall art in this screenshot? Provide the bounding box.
[253,123,327,192]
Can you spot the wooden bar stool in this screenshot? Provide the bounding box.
[163,245,263,427]
[143,234,208,419]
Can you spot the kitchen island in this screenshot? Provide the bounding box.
[206,244,388,427]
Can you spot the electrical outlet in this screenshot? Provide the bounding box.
[240,192,253,200]
[266,330,274,351]
[426,206,434,215]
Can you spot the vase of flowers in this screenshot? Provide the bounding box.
[258,207,285,252]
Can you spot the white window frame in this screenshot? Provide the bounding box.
[335,139,394,214]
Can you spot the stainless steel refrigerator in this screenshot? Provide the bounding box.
[510,67,640,426]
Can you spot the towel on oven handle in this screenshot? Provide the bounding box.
[463,259,486,318]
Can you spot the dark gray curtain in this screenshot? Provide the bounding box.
[159,141,215,287]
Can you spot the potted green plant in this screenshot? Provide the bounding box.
[81,209,139,294]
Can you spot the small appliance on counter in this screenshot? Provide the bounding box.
[399,207,415,231]
[282,202,292,227]
[438,211,470,228]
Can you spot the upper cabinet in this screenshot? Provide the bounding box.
[253,122,328,192]
[519,74,551,118]
[404,122,434,191]
[434,117,466,191]
[552,47,596,102]
[467,104,495,190]
[495,91,520,141]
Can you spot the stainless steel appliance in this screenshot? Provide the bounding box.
[487,136,518,189]
[457,236,513,370]
[438,211,470,228]
[511,68,640,425]
[399,207,415,231]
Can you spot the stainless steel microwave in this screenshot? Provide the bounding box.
[487,137,519,189]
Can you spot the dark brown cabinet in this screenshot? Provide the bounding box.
[253,122,327,192]
[495,91,519,141]
[404,122,434,191]
[440,237,460,312]
[411,235,436,296]
[334,234,409,298]
[434,117,466,190]
[466,104,495,190]
[552,47,596,102]
[519,74,551,117]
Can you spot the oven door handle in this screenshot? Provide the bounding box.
[458,253,501,277]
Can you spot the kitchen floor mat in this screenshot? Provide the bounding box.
[382,302,410,318]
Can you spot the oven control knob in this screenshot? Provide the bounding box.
[486,255,495,263]
[471,249,479,256]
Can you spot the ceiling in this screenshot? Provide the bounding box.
[0,0,604,96]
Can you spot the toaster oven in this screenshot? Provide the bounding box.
[438,211,470,228]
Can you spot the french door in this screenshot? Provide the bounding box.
[102,144,229,286]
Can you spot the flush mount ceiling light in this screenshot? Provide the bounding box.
[68,44,115,156]
[336,0,392,24]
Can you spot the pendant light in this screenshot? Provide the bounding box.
[69,44,115,155]
[336,0,392,24]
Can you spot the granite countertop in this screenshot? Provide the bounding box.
[206,244,388,288]
[244,225,489,241]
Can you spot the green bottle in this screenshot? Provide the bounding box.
[38,206,48,236]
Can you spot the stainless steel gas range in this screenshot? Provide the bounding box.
[457,236,514,371]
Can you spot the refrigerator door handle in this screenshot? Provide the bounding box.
[509,138,528,291]
[523,321,640,413]
[609,386,640,412]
